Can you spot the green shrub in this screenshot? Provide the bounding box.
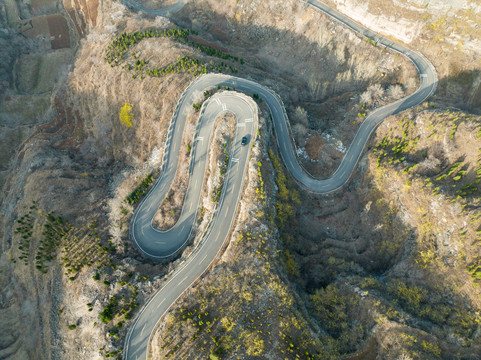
[310,285,349,337]
[268,150,301,230]
[125,173,154,205]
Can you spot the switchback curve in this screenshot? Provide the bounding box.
[123,1,438,359]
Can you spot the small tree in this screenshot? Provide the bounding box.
[292,123,307,146]
[119,103,133,127]
[293,106,308,126]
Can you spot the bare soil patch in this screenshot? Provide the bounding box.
[63,0,99,32]
[77,0,99,27]
[65,7,87,38]
[47,14,70,49]
[18,15,50,38]
[189,34,229,52]
[18,14,70,49]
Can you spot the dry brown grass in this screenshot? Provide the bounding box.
[5,0,479,358]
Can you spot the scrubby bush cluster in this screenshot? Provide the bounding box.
[119,103,133,127]
[98,283,138,325]
[105,28,193,66]
[161,305,219,358]
[384,280,477,343]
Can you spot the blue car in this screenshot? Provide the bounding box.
[241,136,248,146]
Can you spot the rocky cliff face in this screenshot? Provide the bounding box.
[0,0,103,357]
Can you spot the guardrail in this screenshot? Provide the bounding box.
[123,1,438,359]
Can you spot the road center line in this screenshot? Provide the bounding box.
[123,1,438,359]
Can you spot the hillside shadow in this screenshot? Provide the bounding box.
[4,1,481,359]
[163,1,407,105]
[278,152,481,357]
[435,69,481,114]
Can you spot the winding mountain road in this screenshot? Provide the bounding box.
[122,1,438,359]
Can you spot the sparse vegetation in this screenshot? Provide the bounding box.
[5,0,481,359]
[255,161,266,205]
[98,284,138,324]
[13,202,115,275]
[268,150,301,230]
[192,102,202,111]
[154,227,339,359]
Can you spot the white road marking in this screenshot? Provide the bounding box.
[245,118,253,123]
[157,298,166,309]
[232,158,239,163]
[196,136,204,141]
[236,123,245,128]
[214,98,221,105]
[125,1,438,359]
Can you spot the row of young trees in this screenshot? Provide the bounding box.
[105,26,244,80]
[13,202,116,277]
[125,173,154,205]
[105,28,193,67]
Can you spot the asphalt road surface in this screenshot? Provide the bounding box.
[123,1,438,359]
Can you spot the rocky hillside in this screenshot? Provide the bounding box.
[0,0,479,359]
[324,0,481,113]
[278,105,481,358]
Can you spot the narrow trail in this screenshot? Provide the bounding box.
[121,1,438,359]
